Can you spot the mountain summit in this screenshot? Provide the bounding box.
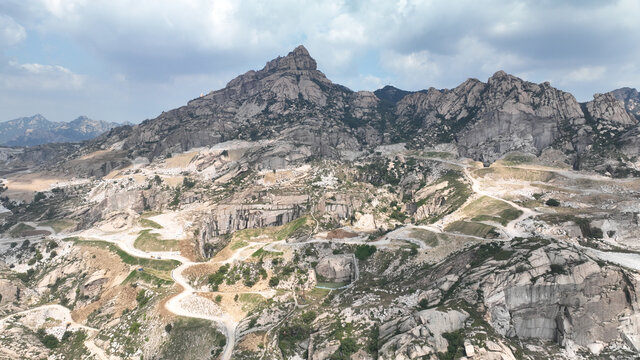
[264,45,317,72]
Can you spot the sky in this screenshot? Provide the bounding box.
[1,0,640,124]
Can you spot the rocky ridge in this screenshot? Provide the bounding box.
[73,45,640,177]
[0,114,123,147]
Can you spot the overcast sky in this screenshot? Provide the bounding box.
[1,0,640,124]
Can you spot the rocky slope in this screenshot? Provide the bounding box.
[0,114,123,146]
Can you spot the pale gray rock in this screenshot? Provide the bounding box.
[315,255,354,283]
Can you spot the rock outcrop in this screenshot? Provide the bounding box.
[315,255,354,283]
[378,309,468,359]
[199,203,305,239]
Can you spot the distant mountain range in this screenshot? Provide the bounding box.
[0,114,124,146]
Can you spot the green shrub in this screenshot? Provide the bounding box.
[355,245,377,260]
[545,198,560,207]
[33,192,46,202]
[418,298,430,309]
[330,337,358,360]
[37,329,59,349]
[439,330,464,360]
[549,264,567,275]
[182,177,197,189]
[301,311,317,323]
[136,290,150,307]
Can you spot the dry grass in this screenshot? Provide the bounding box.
[165,152,197,168]
[182,262,222,281]
[461,196,522,225]
[3,173,68,202]
[408,228,439,247]
[40,219,76,233]
[474,166,556,182]
[445,220,499,238]
[237,331,265,352]
[326,229,358,239]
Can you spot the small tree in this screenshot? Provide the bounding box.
[545,198,560,207]
[33,192,46,202]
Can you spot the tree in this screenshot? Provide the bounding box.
[33,192,46,202]
[545,198,560,207]
[165,323,173,333]
[354,245,377,260]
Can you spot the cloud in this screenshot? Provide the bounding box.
[0,14,26,46]
[563,66,607,84]
[0,0,640,121]
[1,61,86,91]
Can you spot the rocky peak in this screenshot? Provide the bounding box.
[264,45,317,72]
[195,45,328,106]
[374,85,413,104]
[611,87,640,120]
[585,92,637,126]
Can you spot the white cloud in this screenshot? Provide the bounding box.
[563,66,607,83]
[0,14,26,46]
[1,0,640,120]
[2,61,86,91]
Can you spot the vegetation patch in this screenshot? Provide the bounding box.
[9,223,35,237]
[134,230,179,252]
[463,196,523,226]
[40,219,75,233]
[475,167,556,182]
[76,240,179,274]
[416,170,472,224]
[230,240,249,250]
[251,247,284,258]
[445,221,500,239]
[238,293,266,312]
[278,322,312,358]
[354,244,377,260]
[123,269,173,286]
[139,218,163,229]
[537,214,603,239]
[408,228,439,247]
[160,317,226,360]
[233,216,309,242]
[470,243,512,267]
[499,153,536,166]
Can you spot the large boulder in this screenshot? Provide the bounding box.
[315,255,354,283]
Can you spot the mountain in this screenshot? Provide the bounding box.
[84,46,640,177]
[3,46,640,360]
[0,114,123,146]
[373,85,414,104]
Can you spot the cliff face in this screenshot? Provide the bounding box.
[77,46,639,175]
